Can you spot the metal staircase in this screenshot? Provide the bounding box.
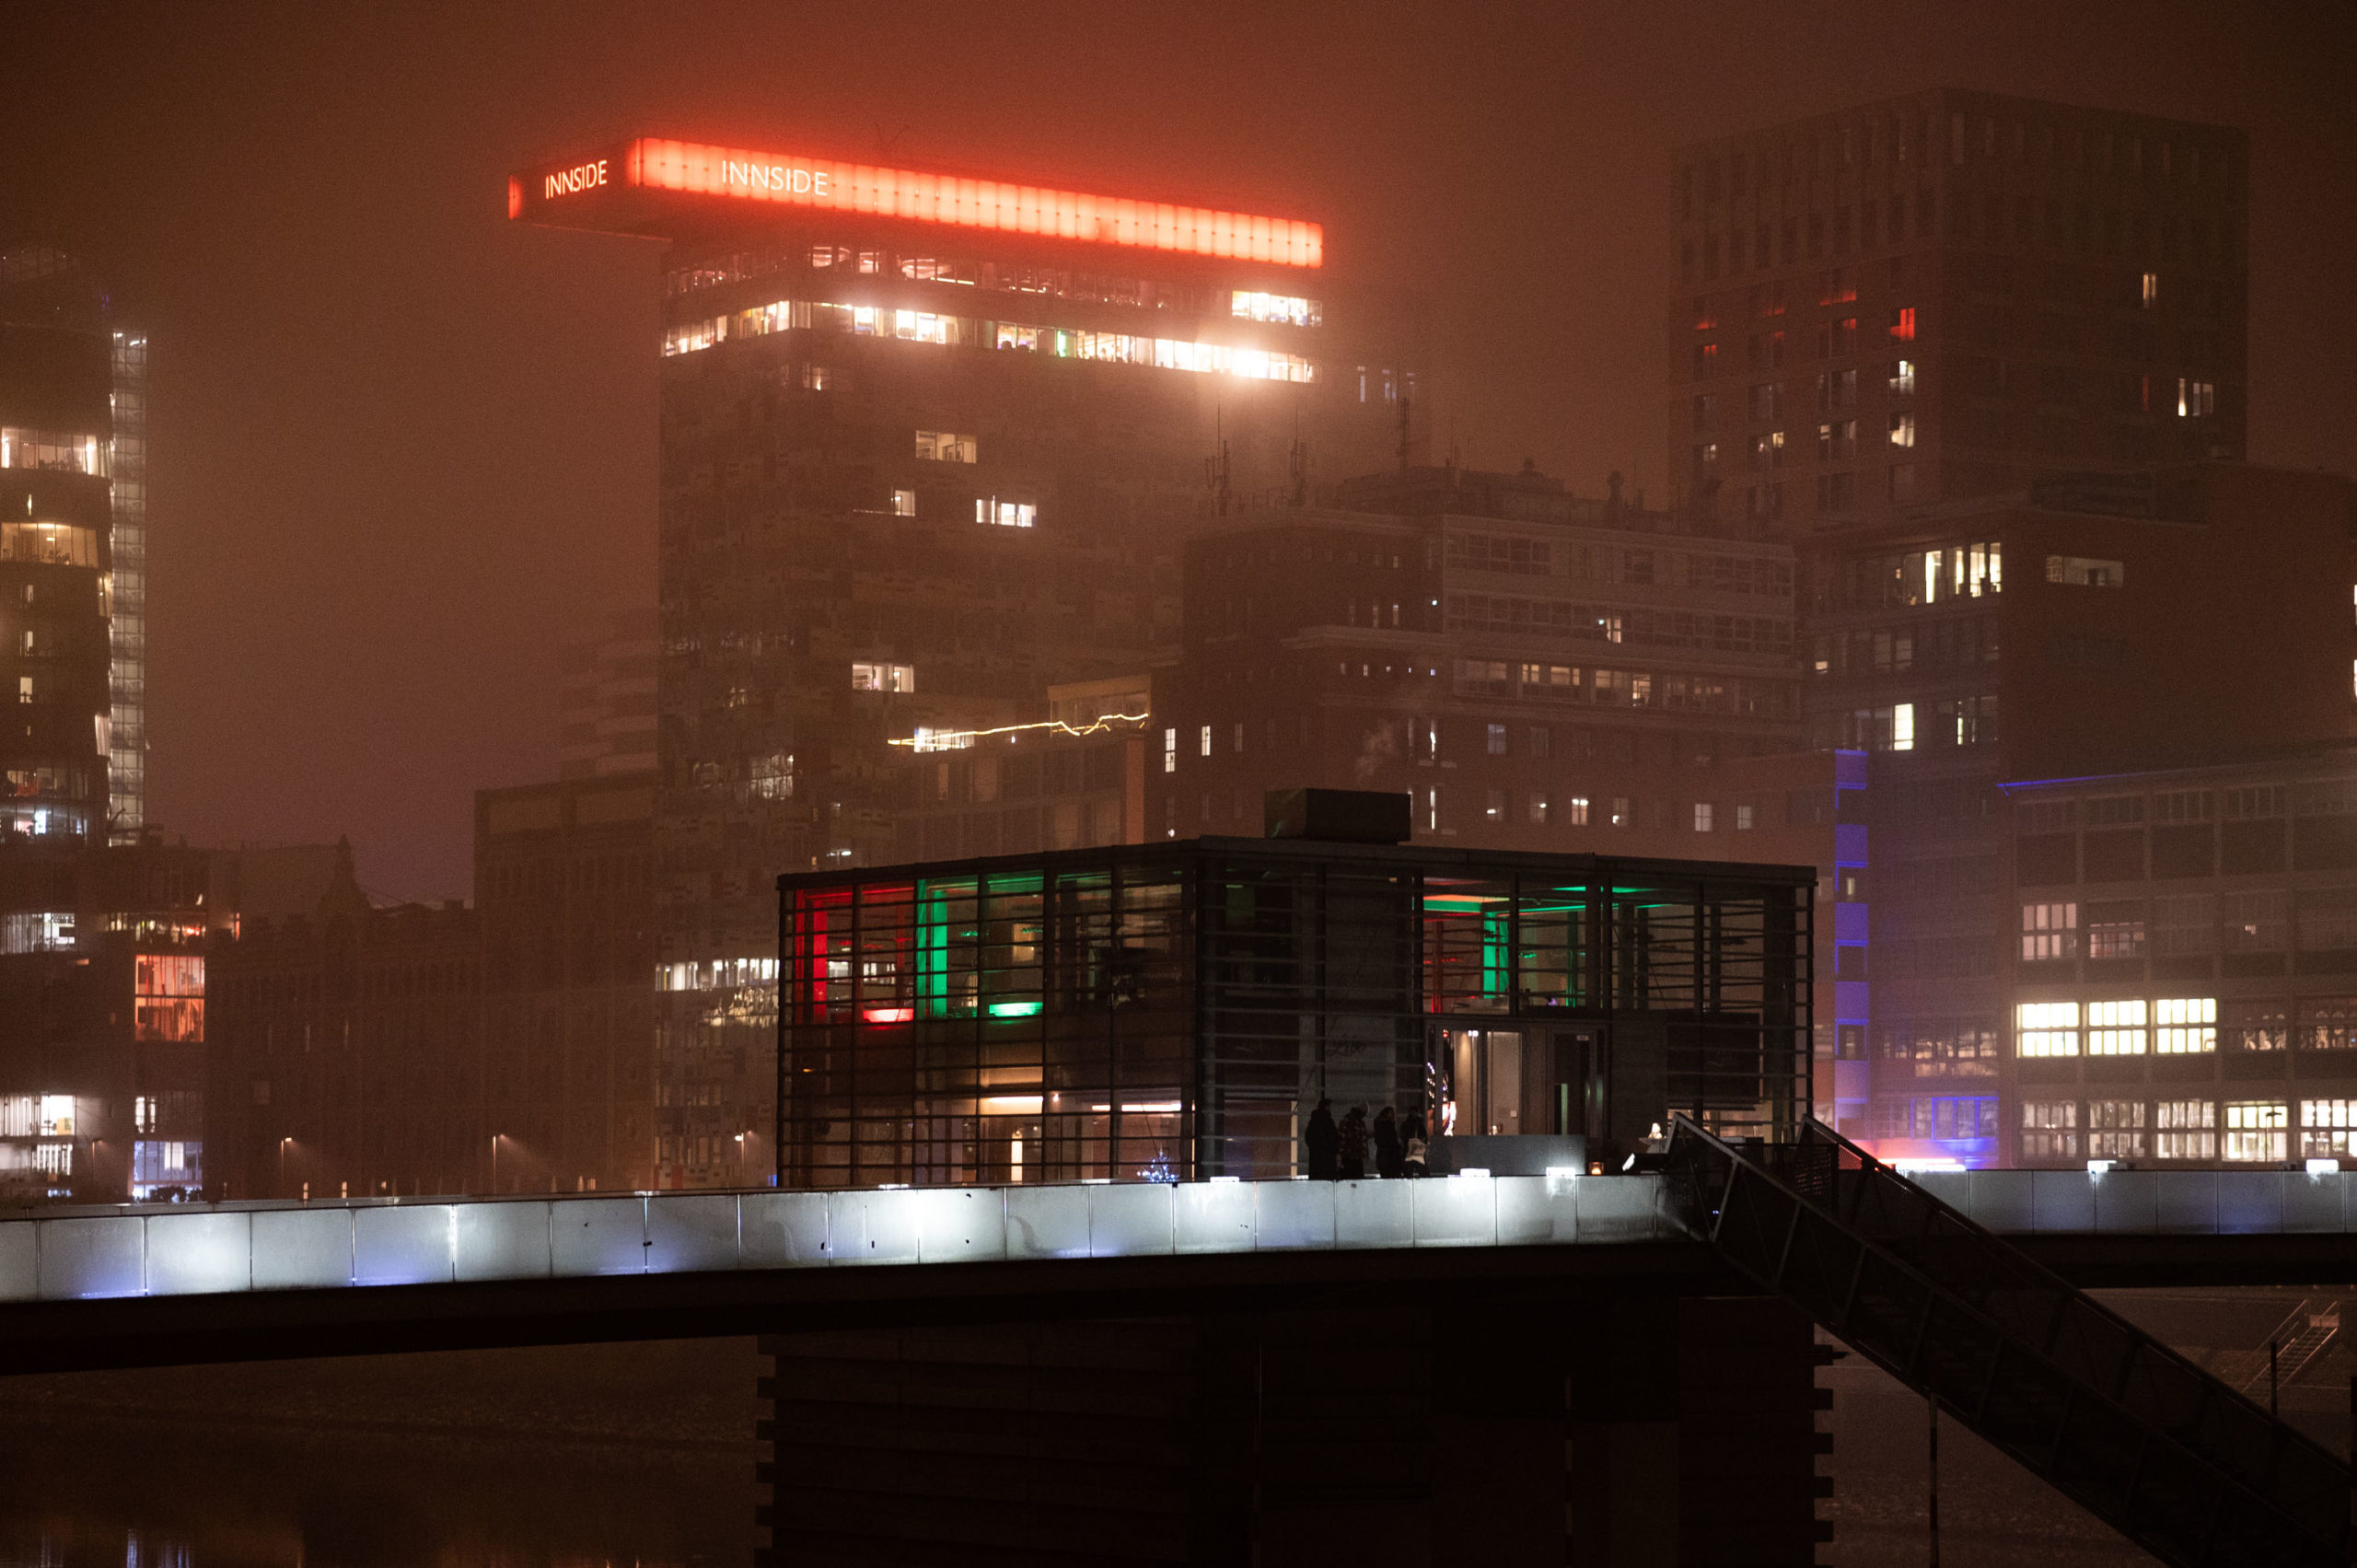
[1664,1115,2350,1568]
[2244,1299,2343,1401]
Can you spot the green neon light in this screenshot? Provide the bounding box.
[987,1000,1043,1018]
[917,880,949,1018]
[1482,910,1508,997]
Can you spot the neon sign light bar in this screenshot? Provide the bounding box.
[528,138,1322,270]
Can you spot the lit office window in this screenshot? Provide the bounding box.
[850,662,915,693]
[2154,997,2216,1054]
[2016,1001,2080,1057]
[890,489,916,517]
[916,430,979,463]
[2019,1100,2080,1160]
[2021,902,2078,960]
[2223,1101,2289,1163]
[1692,803,1714,832]
[2155,1099,2215,1160]
[2086,1100,2147,1159]
[2301,1099,2357,1158]
[974,497,1035,528]
[1567,796,1590,827]
[1230,291,1320,325]
[1161,727,1178,774]
[2085,999,2147,1055]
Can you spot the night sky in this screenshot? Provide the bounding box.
[3,0,2351,900]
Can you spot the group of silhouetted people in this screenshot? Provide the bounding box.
[1302,1098,1429,1180]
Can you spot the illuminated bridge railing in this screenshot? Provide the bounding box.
[1910,1167,2357,1236]
[0,1174,1678,1305]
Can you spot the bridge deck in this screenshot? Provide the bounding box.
[5,1166,2354,1310]
[0,1173,1678,1304]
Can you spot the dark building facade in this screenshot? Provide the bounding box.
[1671,89,2247,537]
[208,777,659,1200]
[777,836,1812,1189]
[513,135,1422,1187]
[477,772,659,1191]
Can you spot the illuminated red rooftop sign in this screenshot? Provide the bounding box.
[510,138,1322,269]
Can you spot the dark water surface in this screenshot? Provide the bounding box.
[0,1339,758,1567]
[0,1291,2346,1565]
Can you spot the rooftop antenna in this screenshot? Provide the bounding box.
[1288,406,1309,507]
[1205,409,1232,517]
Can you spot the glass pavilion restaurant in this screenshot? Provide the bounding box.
[775,837,1812,1190]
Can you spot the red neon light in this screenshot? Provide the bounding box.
[528,138,1322,270]
[862,1006,914,1024]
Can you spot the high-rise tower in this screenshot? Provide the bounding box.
[1669,89,2247,538]
[513,136,1422,1184]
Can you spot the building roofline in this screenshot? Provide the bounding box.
[775,833,1817,894]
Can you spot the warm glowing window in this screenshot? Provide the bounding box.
[850,662,916,693]
[134,954,205,1044]
[2085,998,2147,1055]
[0,428,107,478]
[2087,1100,2147,1159]
[1888,306,1917,342]
[974,497,1036,528]
[1566,796,1591,827]
[2017,1004,2082,1056]
[2301,1100,2357,1158]
[915,430,978,464]
[2177,378,2215,418]
[1161,727,1177,774]
[1888,412,1915,449]
[889,489,915,517]
[1199,726,1213,758]
[2155,997,2216,1054]
[2019,1099,2080,1159]
[1889,358,1916,397]
[1231,291,1320,326]
[1691,802,1714,832]
[2223,1101,2289,1162]
[2155,1099,2215,1160]
[2141,272,2159,308]
[2021,902,2077,962]
[0,522,99,567]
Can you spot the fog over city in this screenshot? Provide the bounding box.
[6,4,2357,1565]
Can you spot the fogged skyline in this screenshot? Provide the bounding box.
[3,0,2352,898]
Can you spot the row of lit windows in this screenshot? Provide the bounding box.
[662,297,1316,382]
[1819,695,1999,752]
[2021,1098,2340,1164]
[0,427,105,478]
[2016,997,2218,1057]
[1178,786,1760,838]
